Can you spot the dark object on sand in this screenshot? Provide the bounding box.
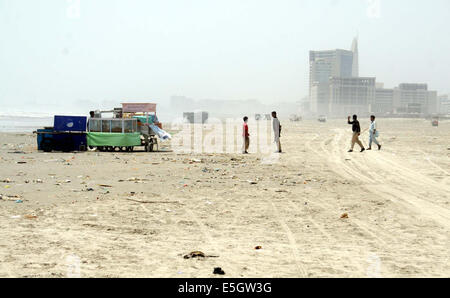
[184,251,219,259]
[213,267,225,275]
[184,251,206,259]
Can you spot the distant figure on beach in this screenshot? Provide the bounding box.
[87,111,95,130]
[242,116,250,154]
[347,115,365,153]
[368,115,381,151]
[272,111,282,153]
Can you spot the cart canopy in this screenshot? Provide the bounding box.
[122,103,156,113]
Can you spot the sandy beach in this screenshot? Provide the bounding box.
[0,119,449,278]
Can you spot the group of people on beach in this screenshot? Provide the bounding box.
[241,113,381,154]
[347,114,382,153]
[242,111,282,154]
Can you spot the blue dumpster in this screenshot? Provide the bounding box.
[54,116,87,132]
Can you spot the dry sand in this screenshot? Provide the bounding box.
[0,119,449,277]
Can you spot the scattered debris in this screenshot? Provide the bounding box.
[17,161,27,164]
[184,251,219,259]
[255,246,262,250]
[213,267,225,275]
[184,251,205,259]
[126,198,181,204]
[247,180,257,185]
[24,215,38,220]
[0,194,22,201]
[98,184,113,188]
[340,213,349,219]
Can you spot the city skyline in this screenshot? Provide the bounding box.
[1,0,449,112]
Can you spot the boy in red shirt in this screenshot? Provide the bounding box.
[243,116,250,154]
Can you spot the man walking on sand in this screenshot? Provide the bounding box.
[272,111,282,153]
[242,116,250,154]
[368,115,381,151]
[347,115,365,153]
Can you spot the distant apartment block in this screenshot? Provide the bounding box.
[393,84,438,114]
[329,77,375,116]
[374,88,394,114]
[438,94,450,115]
[373,83,438,115]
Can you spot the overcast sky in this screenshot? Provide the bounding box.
[0,0,449,111]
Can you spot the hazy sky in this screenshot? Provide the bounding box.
[0,0,449,110]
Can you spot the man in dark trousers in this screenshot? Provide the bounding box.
[347,115,365,153]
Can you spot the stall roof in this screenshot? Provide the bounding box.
[122,103,157,113]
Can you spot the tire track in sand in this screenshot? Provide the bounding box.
[271,202,308,277]
[329,129,450,229]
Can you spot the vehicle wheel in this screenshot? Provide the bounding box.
[88,146,97,152]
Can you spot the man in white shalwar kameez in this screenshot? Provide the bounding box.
[272,111,282,153]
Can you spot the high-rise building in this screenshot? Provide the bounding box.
[329,77,375,116]
[393,83,438,114]
[438,95,450,115]
[309,49,354,87]
[374,87,394,114]
[309,38,359,116]
[351,37,359,77]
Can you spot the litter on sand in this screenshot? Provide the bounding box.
[213,267,225,275]
[184,251,219,259]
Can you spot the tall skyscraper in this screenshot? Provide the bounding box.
[351,37,359,77]
[309,38,359,115]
